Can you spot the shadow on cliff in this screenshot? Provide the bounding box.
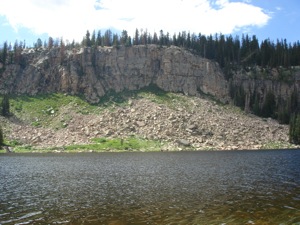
[98,84,172,106]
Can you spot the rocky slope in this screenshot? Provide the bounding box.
[1,92,295,151]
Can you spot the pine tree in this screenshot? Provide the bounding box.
[253,93,261,116]
[159,30,164,47]
[35,38,43,49]
[1,41,8,66]
[261,92,276,118]
[48,37,54,49]
[134,28,139,45]
[104,29,112,46]
[91,30,96,46]
[153,32,158,45]
[112,34,120,48]
[120,30,128,46]
[85,30,91,47]
[289,113,300,144]
[0,125,4,147]
[59,38,65,64]
[1,95,10,117]
[96,30,102,46]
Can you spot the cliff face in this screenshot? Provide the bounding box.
[230,69,300,113]
[0,45,229,103]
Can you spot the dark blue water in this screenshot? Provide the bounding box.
[0,150,300,224]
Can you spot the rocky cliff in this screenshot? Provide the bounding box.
[0,45,229,103]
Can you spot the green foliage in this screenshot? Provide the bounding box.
[277,105,290,124]
[230,83,245,109]
[9,93,100,128]
[0,95,10,117]
[0,41,8,66]
[0,125,4,147]
[252,93,261,116]
[65,136,162,152]
[261,92,276,118]
[289,113,300,144]
[85,30,91,47]
[12,145,33,153]
[7,139,22,147]
[262,141,295,149]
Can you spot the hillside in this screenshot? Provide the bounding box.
[0,90,296,152]
[0,44,299,151]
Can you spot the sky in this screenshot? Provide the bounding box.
[0,0,299,47]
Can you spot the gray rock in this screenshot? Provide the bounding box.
[178,139,190,146]
[187,124,198,130]
[135,121,146,127]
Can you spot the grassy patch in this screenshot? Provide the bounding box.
[261,141,296,150]
[65,137,163,152]
[8,93,100,127]
[6,137,163,153]
[10,145,34,153]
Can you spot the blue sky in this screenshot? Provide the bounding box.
[0,0,299,47]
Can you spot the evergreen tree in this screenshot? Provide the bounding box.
[186,32,191,49]
[1,95,10,117]
[153,32,158,45]
[233,85,246,109]
[112,34,120,48]
[1,41,8,65]
[0,125,4,147]
[159,30,164,47]
[96,30,102,46]
[13,40,23,64]
[59,38,65,64]
[253,93,261,116]
[85,30,91,47]
[120,30,128,46]
[134,28,139,45]
[91,30,96,46]
[35,38,43,49]
[173,33,177,46]
[126,36,132,47]
[48,37,54,49]
[261,92,276,118]
[104,29,112,46]
[289,113,300,144]
[290,90,298,113]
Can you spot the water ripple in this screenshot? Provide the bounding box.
[0,150,300,224]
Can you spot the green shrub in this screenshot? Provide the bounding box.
[289,113,300,144]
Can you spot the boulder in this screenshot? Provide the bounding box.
[178,139,190,146]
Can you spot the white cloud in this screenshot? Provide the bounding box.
[0,0,271,42]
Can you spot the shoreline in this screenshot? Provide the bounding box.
[1,145,299,154]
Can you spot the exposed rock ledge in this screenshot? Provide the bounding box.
[0,45,229,103]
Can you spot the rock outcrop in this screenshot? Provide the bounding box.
[0,45,229,103]
[230,68,300,112]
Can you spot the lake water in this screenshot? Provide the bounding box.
[0,150,300,225]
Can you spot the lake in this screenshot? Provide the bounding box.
[0,150,300,224]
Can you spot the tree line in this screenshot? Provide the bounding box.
[79,29,300,75]
[1,28,300,74]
